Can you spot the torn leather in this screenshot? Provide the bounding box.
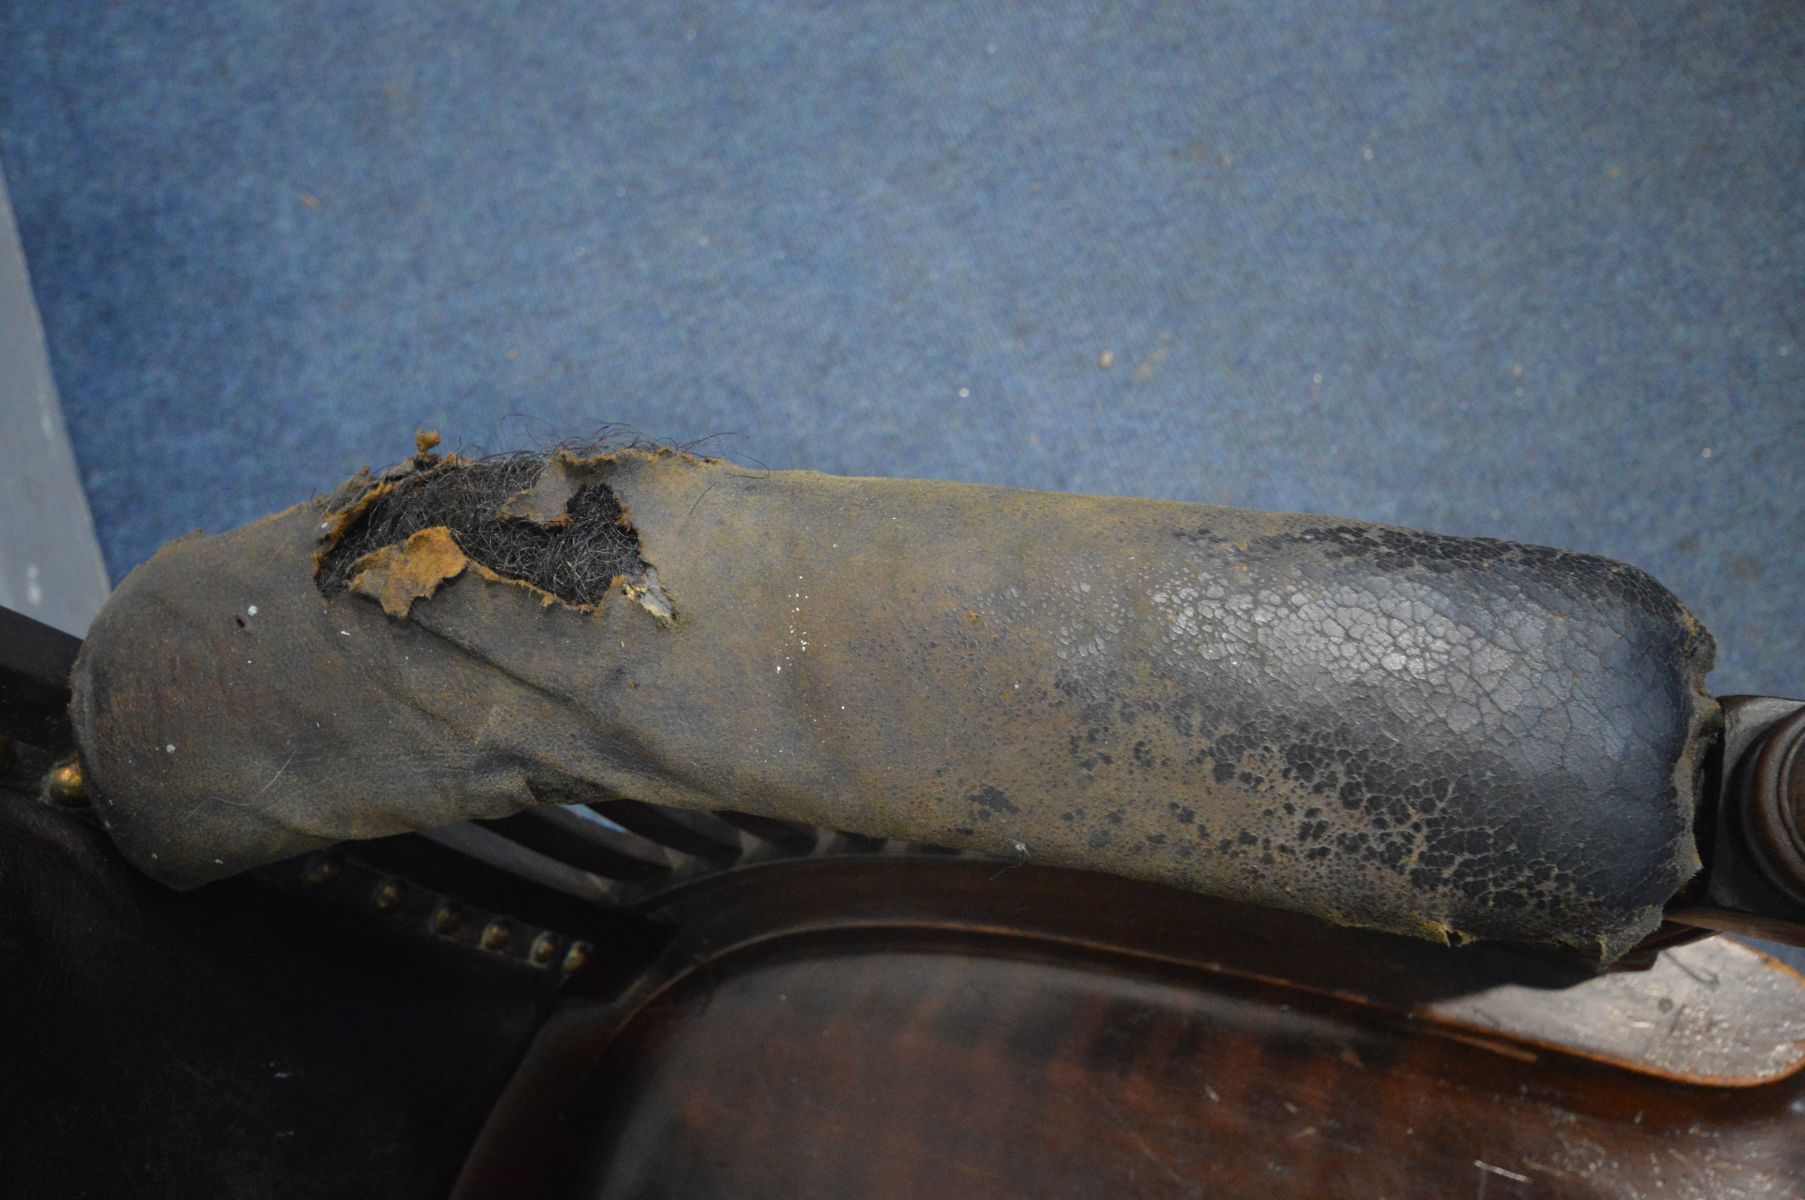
[69,446,1718,964]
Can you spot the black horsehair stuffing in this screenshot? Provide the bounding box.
[316,451,646,607]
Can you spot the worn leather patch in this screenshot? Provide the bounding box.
[69,448,1717,964]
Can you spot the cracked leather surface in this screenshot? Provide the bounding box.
[69,448,1717,963]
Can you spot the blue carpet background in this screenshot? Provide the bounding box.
[1,2,1800,694]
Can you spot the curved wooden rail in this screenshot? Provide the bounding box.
[453,855,1805,1200]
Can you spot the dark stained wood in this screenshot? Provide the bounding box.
[454,858,1805,1200]
[564,945,1799,1199]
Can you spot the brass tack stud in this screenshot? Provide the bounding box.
[431,904,463,936]
[530,933,560,965]
[480,920,512,952]
[303,857,341,888]
[372,879,405,912]
[45,759,87,806]
[562,942,591,974]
